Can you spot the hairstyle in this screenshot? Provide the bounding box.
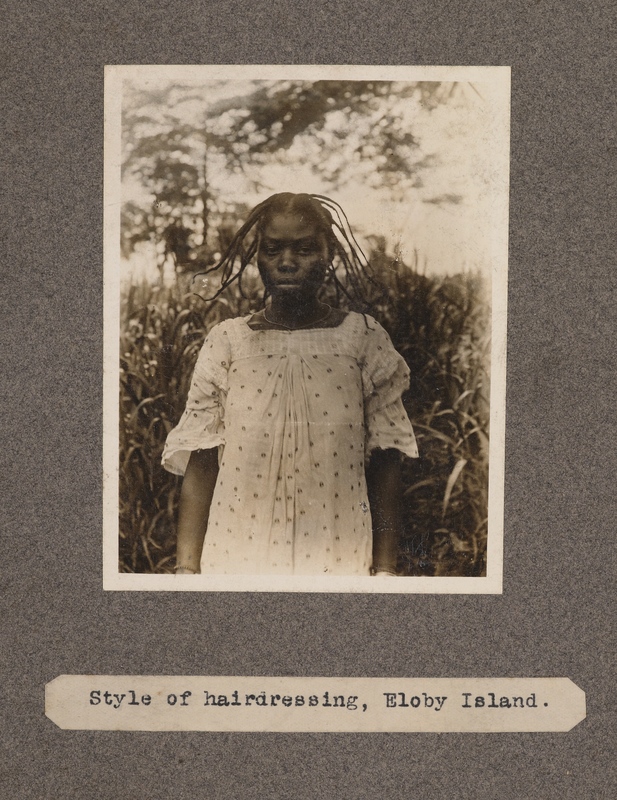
[192,193,383,310]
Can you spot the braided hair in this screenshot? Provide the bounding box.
[192,193,383,311]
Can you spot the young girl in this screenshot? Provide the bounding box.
[162,193,418,576]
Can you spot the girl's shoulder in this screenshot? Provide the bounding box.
[203,315,251,341]
[343,311,388,340]
[197,316,249,360]
[344,311,384,326]
[200,315,263,361]
[333,312,396,365]
[343,312,401,362]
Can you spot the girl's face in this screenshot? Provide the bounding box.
[257,212,330,301]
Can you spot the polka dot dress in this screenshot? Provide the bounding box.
[162,313,418,575]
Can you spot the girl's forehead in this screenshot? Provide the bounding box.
[262,212,323,240]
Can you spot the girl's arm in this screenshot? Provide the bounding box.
[175,448,219,574]
[366,448,403,575]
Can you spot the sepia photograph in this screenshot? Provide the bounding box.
[103,65,510,592]
[5,0,615,793]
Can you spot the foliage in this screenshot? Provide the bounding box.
[119,248,490,577]
[378,256,490,577]
[120,80,467,274]
[218,81,459,188]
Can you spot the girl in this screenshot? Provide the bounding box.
[162,193,418,576]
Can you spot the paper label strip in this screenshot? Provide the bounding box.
[46,676,585,732]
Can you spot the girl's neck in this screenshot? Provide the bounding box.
[266,297,329,329]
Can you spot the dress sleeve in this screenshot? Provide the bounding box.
[161,321,231,476]
[361,318,419,461]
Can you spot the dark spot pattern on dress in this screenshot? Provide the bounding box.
[174,315,416,576]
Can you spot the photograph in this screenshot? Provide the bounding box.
[5,2,615,795]
[104,65,510,592]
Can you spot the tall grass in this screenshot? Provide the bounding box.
[120,283,209,572]
[380,260,490,576]
[119,258,490,576]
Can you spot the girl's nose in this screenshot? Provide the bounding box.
[279,248,298,271]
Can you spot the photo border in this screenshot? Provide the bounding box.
[103,63,510,593]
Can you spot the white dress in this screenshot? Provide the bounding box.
[162,312,418,575]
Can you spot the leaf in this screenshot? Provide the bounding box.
[403,478,439,496]
[449,532,471,552]
[442,459,467,519]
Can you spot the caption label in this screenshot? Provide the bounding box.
[45,676,585,732]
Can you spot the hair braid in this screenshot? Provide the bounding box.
[192,193,385,311]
